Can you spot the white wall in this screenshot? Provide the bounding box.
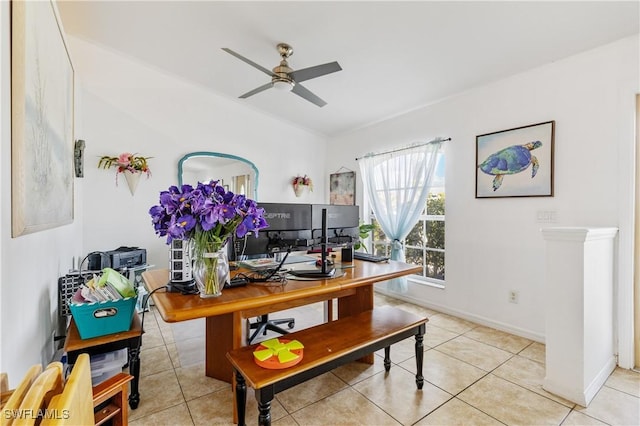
[0,2,85,384]
[70,37,328,273]
[327,36,639,349]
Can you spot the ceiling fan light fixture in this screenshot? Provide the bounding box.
[223,43,341,107]
[273,80,293,92]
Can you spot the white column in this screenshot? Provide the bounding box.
[541,227,618,407]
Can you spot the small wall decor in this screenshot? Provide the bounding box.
[11,1,74,237]
[74,139,85,178]
[98,152,152,195]
[476,121,554,198]
[330,169,356,205]
[292,175,312,197]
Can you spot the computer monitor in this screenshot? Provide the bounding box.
[228,203,314,260]
[260,203,312,230]
[311,204,359,244]
[228,233,270,261]
[288,207,336,279]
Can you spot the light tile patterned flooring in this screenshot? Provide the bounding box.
[129,294,640,425]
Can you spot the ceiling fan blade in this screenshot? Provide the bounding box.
[239,82,274,99]
[289,62,342,83]
[222,48,276,77]
[291,83,327,107]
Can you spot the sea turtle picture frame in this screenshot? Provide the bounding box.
[475,121,555,198]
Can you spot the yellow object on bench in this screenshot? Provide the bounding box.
[227,305,428,426]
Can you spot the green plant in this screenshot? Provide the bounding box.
[354,223,375,252]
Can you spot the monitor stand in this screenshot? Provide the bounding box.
[288,207,336,279]
[288,264,336,279]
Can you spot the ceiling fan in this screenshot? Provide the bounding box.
[222,43,342,107]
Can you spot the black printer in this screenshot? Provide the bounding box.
[87,246,147,270]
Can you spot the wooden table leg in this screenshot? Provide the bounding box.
[338,285,374,363]
[206,313,245,423]
[205,313,235,382]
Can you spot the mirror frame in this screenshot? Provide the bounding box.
[177,151,259,200]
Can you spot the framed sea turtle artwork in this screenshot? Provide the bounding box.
[476,121,554,198]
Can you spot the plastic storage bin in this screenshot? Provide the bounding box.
[69,295,137,339]
[89,348,128,385]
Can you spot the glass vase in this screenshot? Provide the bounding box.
[193,248,230,298]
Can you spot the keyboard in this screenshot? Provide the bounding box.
[353,252,389,263]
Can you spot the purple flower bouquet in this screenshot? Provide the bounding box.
[149,181,268,296]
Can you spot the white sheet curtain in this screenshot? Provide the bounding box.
[358,139,443,292]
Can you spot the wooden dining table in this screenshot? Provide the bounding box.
[142,259,421,383]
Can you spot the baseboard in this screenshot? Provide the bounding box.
[543,377,588,406]
[374,287,545,343]
[543,355,616,407]
[583,356,617,405]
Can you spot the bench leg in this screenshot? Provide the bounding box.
[415,327,425,389]
[235,370,247,426]
[383,347,391,372]
[256,387,274,426]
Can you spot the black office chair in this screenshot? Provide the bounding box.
[238,250,297,344]
[248,314,295,344]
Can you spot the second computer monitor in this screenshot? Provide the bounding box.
[311,204,359,242]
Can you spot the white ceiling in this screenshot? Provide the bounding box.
[57,1,639,137]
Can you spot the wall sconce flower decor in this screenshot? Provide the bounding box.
[98,152,152,195]
[292,175,312,197]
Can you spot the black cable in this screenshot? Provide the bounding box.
[77,251,110,274]
[236,250,290,283]
[133,285,168,356]
[139,286,167,327]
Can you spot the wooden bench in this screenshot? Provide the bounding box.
[226,305,428,426]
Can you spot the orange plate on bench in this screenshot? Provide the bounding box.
[254,340,304,370]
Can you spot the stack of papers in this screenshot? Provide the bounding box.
[238,258,280,270]
[74,267,136,303]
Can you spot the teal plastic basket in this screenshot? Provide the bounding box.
[69,296,137,339]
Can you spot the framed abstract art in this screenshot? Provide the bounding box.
[330,171,356,205]
[11,0,74,236]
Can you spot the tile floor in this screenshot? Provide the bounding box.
[128,294,640,425]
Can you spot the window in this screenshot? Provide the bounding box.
[368,152,445,284]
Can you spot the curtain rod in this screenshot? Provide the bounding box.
[355,137,451,161]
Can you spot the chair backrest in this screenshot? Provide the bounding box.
[1,371,10,408]
[1,365,43,426]
[41,354,94,426]
[12,362,64,426]
[1,372,8,394]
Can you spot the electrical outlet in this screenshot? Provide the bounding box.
[509,290,519,304]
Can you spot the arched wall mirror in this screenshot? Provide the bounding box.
[177,152,259,200]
